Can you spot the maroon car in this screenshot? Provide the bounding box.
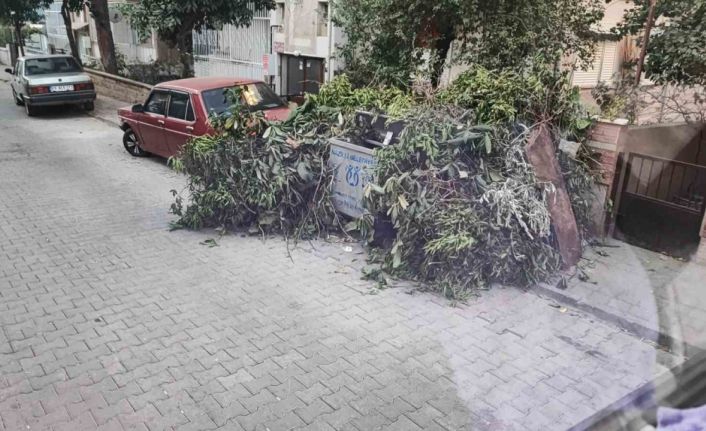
[118,77,291,158]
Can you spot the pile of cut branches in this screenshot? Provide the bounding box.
[170,71,598,298]
[170,89,348,238]
[359,106,561,296]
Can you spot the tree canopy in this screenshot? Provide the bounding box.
[123,0,274,77]
[333,0,605,88]
[615,0,706,86]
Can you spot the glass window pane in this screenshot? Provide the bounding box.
[145,91,169,115]
[168,92,189,120]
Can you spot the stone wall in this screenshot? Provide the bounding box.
[84,69,152,104]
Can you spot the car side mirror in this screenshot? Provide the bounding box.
[131,104,144,113]
[4,68,12,74]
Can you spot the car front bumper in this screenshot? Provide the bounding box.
[25,90,96,107]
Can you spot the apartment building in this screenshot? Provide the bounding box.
[193,0,344,98]
[44,1,161,66]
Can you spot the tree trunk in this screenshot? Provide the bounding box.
[635,0,657,85]
[176,30,194,78]
[61,0,82,65]
[89,0,118,74]
[13,20,24,57]
[430,30,454,88]
[525,125,582,269]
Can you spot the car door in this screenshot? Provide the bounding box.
[137,90,170,156]
[163,91,196,157]
[11,60,23,97]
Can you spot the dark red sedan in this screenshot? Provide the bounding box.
[117,77,291,158]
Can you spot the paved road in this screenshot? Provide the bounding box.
[0,82,681,431]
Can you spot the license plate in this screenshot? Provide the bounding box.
[50,85,74,92]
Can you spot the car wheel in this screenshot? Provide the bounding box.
[12,89,23,106]
[84,101,95,111]
[24,103,37,117]
[123,129,148,157]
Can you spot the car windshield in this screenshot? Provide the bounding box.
[202,83,284,115]
[24,57,82,76]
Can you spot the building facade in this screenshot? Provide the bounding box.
[193,0,344,98]
[44,1,160,67]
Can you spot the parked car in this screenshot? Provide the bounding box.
[4,54,96,116]
[117,77,291,158]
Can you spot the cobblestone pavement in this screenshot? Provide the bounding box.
[0,84,683,431]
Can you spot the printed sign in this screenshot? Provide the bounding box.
[329,139,377,218]
[262,54,270,75]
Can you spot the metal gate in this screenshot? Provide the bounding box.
[193,5,270,79]
[613,153,706,257]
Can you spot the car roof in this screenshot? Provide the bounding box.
[156,77,263,93]
[19,54,75,61]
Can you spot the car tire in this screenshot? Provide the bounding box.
[123,129,148,157]
[12,89,23,106]
[24,103,37,117]
[84,101,95,111]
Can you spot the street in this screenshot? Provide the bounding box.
[0,83,682,430]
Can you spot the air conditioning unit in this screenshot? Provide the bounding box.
[270,9,280,26]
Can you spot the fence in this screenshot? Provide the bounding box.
[193,4,270,79]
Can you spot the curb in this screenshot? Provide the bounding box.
[533,282,684,352]
[87,111,120,128]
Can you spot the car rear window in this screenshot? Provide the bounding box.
[202,83,284,115]
[24,57,81,76]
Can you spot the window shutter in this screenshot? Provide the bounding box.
[600,41,618,83]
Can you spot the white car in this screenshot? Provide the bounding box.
[5,54,96,116]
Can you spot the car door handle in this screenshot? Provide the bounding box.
[185,126,194,132]
[157,120,165,125]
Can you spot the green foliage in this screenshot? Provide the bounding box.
[360,107,562,295]
[334,0,605,88]
[171,89,346,238]
[174,73,597,298]
[310,74,414,118]
[0,0,51,28]
[616,0,706,85]
[440,66,593,139]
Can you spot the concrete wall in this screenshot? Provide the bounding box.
[621,123,706,166]
[0,45,10,66]
[84,69,152,104]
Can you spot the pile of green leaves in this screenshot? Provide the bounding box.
[360,107,561,297]
[170,89,347,238]
[311,74,414,118]
[355,67,598,296]
[439,65,593,134]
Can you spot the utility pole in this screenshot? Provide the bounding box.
[635,0,657,86]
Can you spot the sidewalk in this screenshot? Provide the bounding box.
[89,94,125,127]
[537,239,706,358]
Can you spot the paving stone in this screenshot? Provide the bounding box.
[0,96,685,431]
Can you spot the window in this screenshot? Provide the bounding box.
[168,92,191,120]
[276,3,285,33]
[24,57,81,76]
[202,84,284,115]
[144,91,169,115]
[572,41,619,88]
[186,100,195,121]
[317,2,329,37]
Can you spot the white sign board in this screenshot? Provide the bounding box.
[329,139,377,218]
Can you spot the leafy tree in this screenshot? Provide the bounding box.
[615,0,706,86]
[0,0,51,56]
[57,0,119,73]
[333,0,605,88]
[123,0,274,78]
